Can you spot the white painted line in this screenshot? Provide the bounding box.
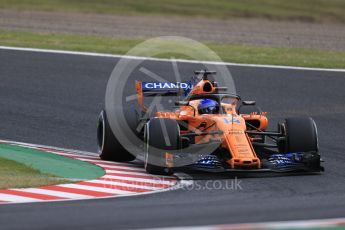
[0,193,40,202]
[76,158,142,168]
[102,175,175,185]
[152,217,345,230]
[88,179,158,190]
[104,169,162,176]
[39,150,99,159]
[75,158,130,165]
[98,164,146,171]
[58,183,133,195]
[0,138,98,157]
[19,188,93,199]
[1,46,344,72]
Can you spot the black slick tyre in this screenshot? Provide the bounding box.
[97,109,137,162]
[144,118,180,175]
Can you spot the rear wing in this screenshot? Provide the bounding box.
[135,81,192,112]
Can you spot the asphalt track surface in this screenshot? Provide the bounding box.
[0,49,345,229]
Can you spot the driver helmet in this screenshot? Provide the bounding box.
[198,99,219,114]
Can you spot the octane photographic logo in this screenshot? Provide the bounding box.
[105,36,236,168]
[182,177,243,191]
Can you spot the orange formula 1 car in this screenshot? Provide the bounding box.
[97,70,323,175]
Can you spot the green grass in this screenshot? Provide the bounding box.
[0,157,69,189]
[0,0,345,23]
[1,29,345,69]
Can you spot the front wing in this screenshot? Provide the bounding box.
[185,152,324,173]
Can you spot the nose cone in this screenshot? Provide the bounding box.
[213,116,260,169]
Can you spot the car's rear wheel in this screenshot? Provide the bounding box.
[144,118,180,175]
[278,117,318,153]
[97,108,138,162]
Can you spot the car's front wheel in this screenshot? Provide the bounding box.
[144,118,180,175]
[278,117,318,153]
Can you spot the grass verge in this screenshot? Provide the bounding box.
[0,0,344,23]
[1,30,345,68]
[0,157,68,189]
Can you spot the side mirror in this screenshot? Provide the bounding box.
[215,87,228,91]
[175,101,189,106]
[181,137,190,148]
[242,101,256,106]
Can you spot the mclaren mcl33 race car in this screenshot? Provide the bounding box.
[97,70,324,175]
